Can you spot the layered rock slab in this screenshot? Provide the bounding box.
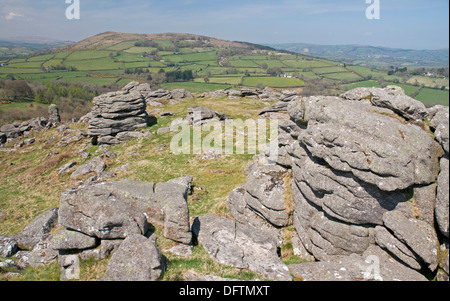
[88,86,150,145]
[101,234,164,281]
[58,177,193,244]
[289,246,428,281]
[288,96,443,192]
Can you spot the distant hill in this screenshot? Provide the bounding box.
[62,31,259,52]
[0,37,73,60]
[268,43,449,69]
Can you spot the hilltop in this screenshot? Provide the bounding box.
[62,32,254,52]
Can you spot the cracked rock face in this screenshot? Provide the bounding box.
[58,182,149,239]
[192,214,292,281]
[88,84,150,145]
[101,234,164,281]
[58,177,193,244]
[341,86,428,121]
[291,146,406,226]
[289,245,428,281]
[382,210,439,271]
[289,96,443,192]
[280,87,447,278]
[436,155,449,238]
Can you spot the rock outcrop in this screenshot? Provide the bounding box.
[88,84,150,145]
[341,85,428,121]
[58,177,193,244]
[0,116,52,142]
[186,106,231,125]
[48,104,61,126]
[226,85,448,281]
[192,214,292,281]
[227,155,293,247]
[199,87,296,102]
[2,83,448,282]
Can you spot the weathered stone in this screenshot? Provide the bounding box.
[259,87,282,101]
[308,212,371,261]
[291,146,406,226]
[243,161,292,227]
[200,90,228,98]
[192,215,291,281]
[291,233,315,262]
[88,84,150,145]
[59,253,81,281]
[51,229,98,251]
[165,244,193,258]
[81,239,122,261]
[183,272,246,281]
[341,86,428,121]
[412,183,436,226]
[240,88,262,97]
[1,123,24,138]
[58,183,148,239]
[186,106,231,125]
[58,161,77,175]
[227,186,284,247]
[48,104,61,125]
[289,96,443,192]
[13,207,59,250]
[101,234,164,281]
[436,155,449,238]
[374,226,422,270]
[437,244,449,281]
[70,156,106,179]
[27,234,58,268]
[383,210,439,271]
[154,180,192,244]
[98,177,193,244]
[258,102,289,116]
[21,208,59,238]
[289,245,428,281]
[429,105,449,153]
[171,88,194,100]
[291,178,322,258]
[0,237,18,257]
[0,132,6,144]
[157,127,170,134]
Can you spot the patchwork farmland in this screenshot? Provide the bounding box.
[0,32,448,106]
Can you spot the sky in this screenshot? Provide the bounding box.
[0,0,448,50]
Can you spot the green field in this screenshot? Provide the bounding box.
[195,76,243,85]
[160,82,232,93]
[415,88,449,106]
[0,34,447,108]
[323,72,362,81]
[243,76,305,88]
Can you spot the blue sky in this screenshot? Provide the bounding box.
[0,0,448,49]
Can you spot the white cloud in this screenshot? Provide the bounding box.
[5,12,25,21]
